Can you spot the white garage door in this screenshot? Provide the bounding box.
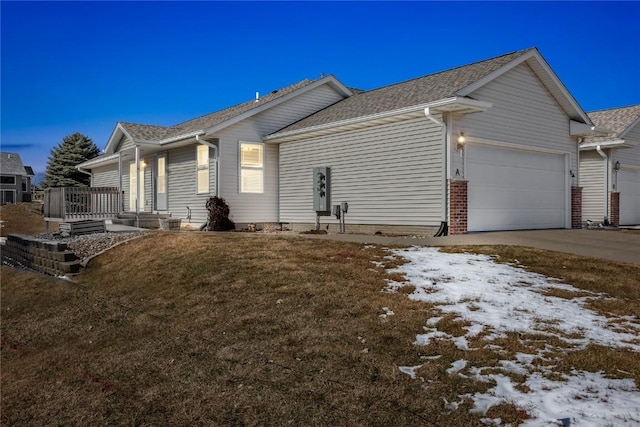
[467,145,568,232]
[619,169,640,225]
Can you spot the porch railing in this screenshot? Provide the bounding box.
[44,187,121,222]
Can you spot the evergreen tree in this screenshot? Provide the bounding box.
[43,132,101,188]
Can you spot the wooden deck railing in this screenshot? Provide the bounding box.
[44,187,121,221]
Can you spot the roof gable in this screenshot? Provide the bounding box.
[582,105,640,145]
[270,49,530,136]
[0,152,27,176]
[457,48,590,123]
[268,48,592,140]
[103,75,352,154]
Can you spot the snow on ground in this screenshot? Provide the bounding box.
[386,247,640,426]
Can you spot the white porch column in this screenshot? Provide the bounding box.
[135,145,141,214]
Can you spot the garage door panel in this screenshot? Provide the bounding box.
[470,187,565,209]
[467,145,567,232]
[470,207,566,230]
[619,169,640,225]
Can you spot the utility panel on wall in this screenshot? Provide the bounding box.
[313,166,330,214]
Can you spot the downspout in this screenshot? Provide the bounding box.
[596,145,609,221]
[424,107,448,236]
[76,166,93,185]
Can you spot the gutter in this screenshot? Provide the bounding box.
[596,145,609,221]
[424,107,448,236]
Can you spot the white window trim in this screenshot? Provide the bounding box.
[239,141,265,194]
[1,189,16,203]
[197,145,210,194]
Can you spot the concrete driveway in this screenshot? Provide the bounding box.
[302,229,640,265]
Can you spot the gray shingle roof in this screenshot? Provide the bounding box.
[584,105,640,143]
[271,48,532,134]
[0,152,27,176]
[120,79,317,142]
[120,122,172,141]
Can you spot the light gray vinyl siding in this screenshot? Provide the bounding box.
[613,122,640,168]
[92,164,119,187]
[279,117,443,226]
[580,150,607,222]
[215,84,344,224]
[217,125,279,224]
[166,145,217,225]
[116,135,134,152]
[453,62,577,175]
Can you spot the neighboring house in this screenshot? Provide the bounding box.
[0,152,33,203]
[78,47,600,234]
[579,105,640,226]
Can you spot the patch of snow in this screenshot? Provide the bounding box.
[399,365,422,379]
[447,359,467,375]
[379,307,395,318]
[386,247,640,426]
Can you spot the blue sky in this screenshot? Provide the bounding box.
[2,1,639,173]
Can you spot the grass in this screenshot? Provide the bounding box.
[0,202,58,236]
[2,232,639,425]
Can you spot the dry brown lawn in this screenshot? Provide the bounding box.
[0,202,58,236]
[2,233,638,426]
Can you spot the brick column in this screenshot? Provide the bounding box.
[571,187,582,229]
[449,180,468,235]
[610,192,620,227]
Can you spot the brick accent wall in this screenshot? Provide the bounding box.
[449,180,468,235]
[610,192,620,227]
[571,187,582,229]
[1,234,81,276]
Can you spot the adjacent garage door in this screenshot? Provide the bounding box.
[466,144,568,232]
[619,169,640,225]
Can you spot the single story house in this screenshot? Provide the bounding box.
[579,105,640,226]
[1,152,33,203]
[78,47,603,234]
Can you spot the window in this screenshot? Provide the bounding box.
[197,145,209,194]
[240,142,264,193]
[1,176,16,185]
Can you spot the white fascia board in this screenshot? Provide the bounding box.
[264,97,492,142]
[579,139,627,151]
[457,49,592,125]
[76,153,120,169]
[570,120,610,136]
[158,130,205,146]
[202,76,353,137]
[104,123,132,154]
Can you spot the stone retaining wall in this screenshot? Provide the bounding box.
[1,234,81,276]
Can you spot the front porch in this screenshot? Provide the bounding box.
[43,187,172,229]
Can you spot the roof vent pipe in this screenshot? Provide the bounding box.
[596,145,609,220]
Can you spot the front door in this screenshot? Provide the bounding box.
[155,153,167,211]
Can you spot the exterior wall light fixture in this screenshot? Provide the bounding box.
[456,132,466,150]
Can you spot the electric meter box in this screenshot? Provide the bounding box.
[313,166,330,214]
